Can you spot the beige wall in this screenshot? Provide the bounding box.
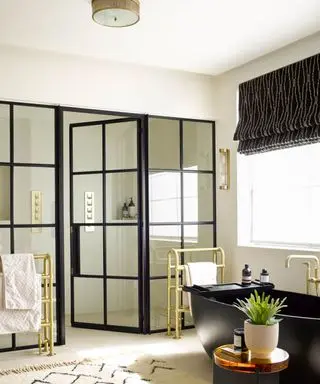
[215,32,320,293]
[0,45,217,120]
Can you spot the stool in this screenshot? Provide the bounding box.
[213,344,289,384]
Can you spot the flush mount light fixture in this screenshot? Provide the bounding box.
[92,0,140,28]
[219,148,230,190]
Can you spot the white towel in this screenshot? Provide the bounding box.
[0,274,41,334]
[184,262,217,314]
[186,261,217,286]
[0,254,37,310]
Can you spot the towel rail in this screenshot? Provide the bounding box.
[34,253,54,356]
[167,247,225,339]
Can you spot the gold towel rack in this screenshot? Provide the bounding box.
[34,253,54,356]
[167,247,225,339]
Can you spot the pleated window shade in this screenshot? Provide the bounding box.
[234,53,320,155]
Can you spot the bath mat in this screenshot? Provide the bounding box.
[0,352,207,384]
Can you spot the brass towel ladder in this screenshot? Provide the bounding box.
[35,253,54,356]
[167,247,225,339]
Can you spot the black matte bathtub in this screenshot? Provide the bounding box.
[186,286,320,384]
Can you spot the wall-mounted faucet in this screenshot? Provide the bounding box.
[285,254,320,296]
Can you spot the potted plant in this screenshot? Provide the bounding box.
[233,290,287,358]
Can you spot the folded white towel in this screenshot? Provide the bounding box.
[184,262,217,314]
[186,261,217,286]
[0,254,37,310]
[0,274,41,334]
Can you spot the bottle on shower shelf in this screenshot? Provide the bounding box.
[122,202,129,219]
[242,264,252,286]
[128,197,136,218]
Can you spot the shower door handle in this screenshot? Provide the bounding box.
[71,225,81,276]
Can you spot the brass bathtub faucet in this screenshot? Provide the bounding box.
[285,255,320,296]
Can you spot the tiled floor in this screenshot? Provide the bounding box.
[0,326,212,383]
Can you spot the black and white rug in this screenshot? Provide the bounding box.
[0,353,206,384]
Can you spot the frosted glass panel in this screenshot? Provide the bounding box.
[80,226,103,275]
[73,125,102,172]
[106,121,137,169]
[183,121,213,170]
[0,166,10,223]
[73,174,102,223]
[106,226,138,276]
[106,172,138,221]
[74,278,104,324]
[107,279,138,327]
[149,118,180,169]
[0,104,9,162]
[14,167,55,224]
[14,106,55,164]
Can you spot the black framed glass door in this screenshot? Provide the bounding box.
[0,101,64,352]
[70,117,143,332]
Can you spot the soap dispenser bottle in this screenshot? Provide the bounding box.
[242,264,252,286]
[122,202,129,219]
[260,268,270,283]
[128,197,136,218]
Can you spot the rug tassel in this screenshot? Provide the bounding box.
[0,360,80,377]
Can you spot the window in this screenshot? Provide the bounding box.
[149,167,198,241]
[238,143,320,249]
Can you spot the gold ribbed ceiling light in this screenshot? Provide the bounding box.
[92,0,140,28]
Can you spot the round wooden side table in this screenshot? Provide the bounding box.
[213,344,289,384]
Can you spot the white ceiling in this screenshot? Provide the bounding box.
[0,0,319,75]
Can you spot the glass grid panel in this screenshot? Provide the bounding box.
[73,125,102,172]
[150,225,181,276]
[14,167,55,225]
[106,279,138,327]
[106,172,138,222]
[150,279,171,330]
[149,118,180,169]
[106,121,137,170]
[80,226,103,276]
[148,118,215,332]
[183,121,213,171]
[106,226,138,276]
[14,106,55,164]
[73,174,103,223]
[74,278,104,324]
[0,103,60,351]
[0,104,9,162]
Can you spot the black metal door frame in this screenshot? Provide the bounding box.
[0,100,65,352]
[69,116,145,333]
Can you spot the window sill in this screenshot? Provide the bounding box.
[238,242,320,253]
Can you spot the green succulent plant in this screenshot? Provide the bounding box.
[233,290,287,325]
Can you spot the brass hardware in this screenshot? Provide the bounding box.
[219,149,230,190]
[34,253,54,356]
[167,247,225,339]
[285,254,320,296]
[85,192,95,232]
[31,191,42,233]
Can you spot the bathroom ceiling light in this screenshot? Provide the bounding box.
[92,0,140,28]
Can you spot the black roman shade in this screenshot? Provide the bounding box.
[234,53,320,155]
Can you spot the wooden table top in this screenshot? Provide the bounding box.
[214,344,289,374]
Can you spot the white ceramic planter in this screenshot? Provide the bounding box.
[244,320,279,359]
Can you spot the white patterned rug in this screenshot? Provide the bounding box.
[0,353,207,384]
